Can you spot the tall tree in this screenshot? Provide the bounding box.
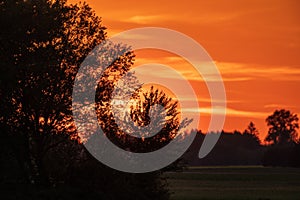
[0,0,111,185]
[243,121,260,144]
[265,109,299,145]
[0,1,179,199]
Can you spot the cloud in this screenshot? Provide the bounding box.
[182,106,268,118]
[216,61,300,81]
[132,56,300,82]
[264,104,295,109]
[173,96,239,104]
[106,4,269,26]
[122,15,167,24]
[132,56,253,82]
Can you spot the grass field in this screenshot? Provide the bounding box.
[166,166,300,200]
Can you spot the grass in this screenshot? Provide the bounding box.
[166,166,300,200]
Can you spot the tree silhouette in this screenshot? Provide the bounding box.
[265,109,299,145]
[96,85,191,153]
[0,1,179,198]
[243,121,260,144]
[0,0,109,185]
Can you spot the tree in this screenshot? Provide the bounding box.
[0,0,130,187]
[243,121,260,144]
[265,109,299,145]
[96,85,191,153]
[0,1,179,199]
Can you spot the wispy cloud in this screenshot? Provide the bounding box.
[132,56,300,82]
[216,61,300,81]
[264,104,295,109]
[113,6,265,26]
[173,96,239,104]
[122,15,166,24]
[133,57,250,82]
[182,107,268,118]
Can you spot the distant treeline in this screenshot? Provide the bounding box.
[182,130,300,167]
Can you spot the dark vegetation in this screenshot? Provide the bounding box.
[0,0,299,200]
[183,129,264,166]
[183,110,300,167]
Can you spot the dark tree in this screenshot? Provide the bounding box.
[1,0,108,185]
[243,121,260,144]
[265,109,299,145]
[0,1,178,199]
[96,85,191,153]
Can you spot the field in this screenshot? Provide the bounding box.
[166,166,300,200]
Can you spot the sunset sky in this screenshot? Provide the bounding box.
[70,0,300,140]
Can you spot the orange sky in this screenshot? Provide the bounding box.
[69,0,300,140]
